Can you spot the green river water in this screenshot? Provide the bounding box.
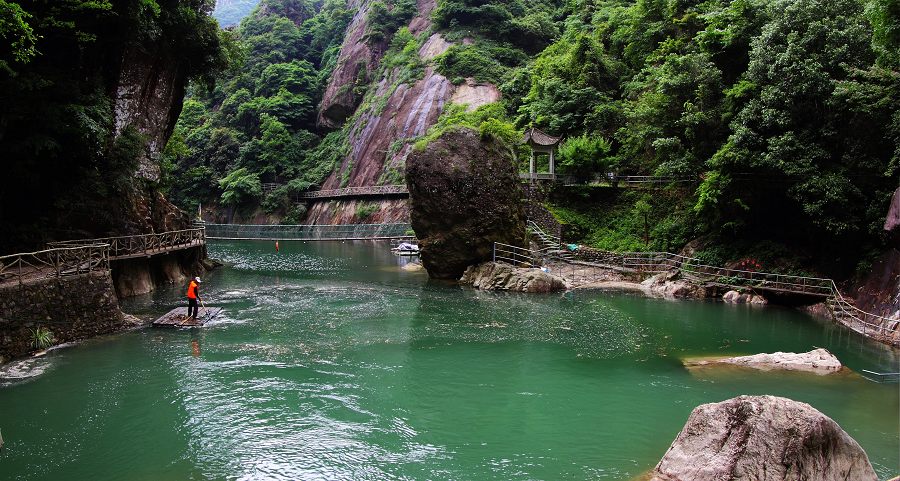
[1,240,898,480]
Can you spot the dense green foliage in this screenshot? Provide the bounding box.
[164,0,352,214]
[4,0,884,274]
[500,0,897,274]
[0,0,228,248]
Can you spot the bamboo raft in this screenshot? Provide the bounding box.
[152,307,223,328]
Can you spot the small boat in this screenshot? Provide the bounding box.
[391,241,420,256]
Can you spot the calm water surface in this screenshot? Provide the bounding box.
[1,240,898,480]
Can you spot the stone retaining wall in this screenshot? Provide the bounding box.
[0,271,124,361]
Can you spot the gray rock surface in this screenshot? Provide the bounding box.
[723,290,768,305]
[649,395,878,481]
[641,271,709,298]
[460,262,565,293]
[885,186,900,234]
[685,348,843,374]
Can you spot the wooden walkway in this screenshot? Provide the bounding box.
[298,185,409,200]
[1,229,207,288]
[48,228,206,261]
[0,244,110,288]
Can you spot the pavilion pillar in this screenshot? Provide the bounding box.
[549,149,555,176]
[530,151,535,179]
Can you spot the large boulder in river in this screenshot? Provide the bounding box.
[648,395,877,481]
[684,348,843,374]
[406,127,526,279]
[460,262,566,293]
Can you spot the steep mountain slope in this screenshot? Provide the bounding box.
[304,0,518,223]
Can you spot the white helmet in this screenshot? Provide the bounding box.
[194,277,202,283]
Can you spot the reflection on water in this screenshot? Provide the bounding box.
[0,240,897,480]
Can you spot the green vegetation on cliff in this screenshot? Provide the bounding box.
[0,0,229,250]
[160,0,897,277]
[163,0,352,217]
[424,0,899,277]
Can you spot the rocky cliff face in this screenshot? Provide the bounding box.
[853,186,900,323]
[317,0,389,129]
[406,127,526,279]
[649,395,877,481]
[113,46,188,183]
[884,187,900,236]
[306,0,502,224]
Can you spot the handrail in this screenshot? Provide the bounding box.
[519,173,697,185]
[48,228,206,259]
[0,244,110,286]
[493,242,535,267]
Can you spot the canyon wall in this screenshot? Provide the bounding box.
[306,0,502,224]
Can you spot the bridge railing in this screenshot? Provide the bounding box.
[204,223,412,240]
[0,244,110,286]
[519,173,697,185]
[297,185,409,199]
[48,228,205,259]
[827,282,898,341]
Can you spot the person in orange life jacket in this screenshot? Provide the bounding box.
[186,277,202,319]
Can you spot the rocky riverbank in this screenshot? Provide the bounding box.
[460,262,566,293]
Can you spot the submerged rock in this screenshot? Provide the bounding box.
[460,262,566,293]
[723,290,768,305]
[649,395,877,481]
[684,348,843,374]
[401,262,425,272]
[407,127,526,279]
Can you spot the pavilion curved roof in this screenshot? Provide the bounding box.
[524,127,562,147]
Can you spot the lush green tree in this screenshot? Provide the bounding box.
[167,0,351,213]
[556,134,611,178]
[219,167,262,208]
[700,0,891,238]
[0,0,37,73]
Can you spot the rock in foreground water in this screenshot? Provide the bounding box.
[649,395,877,481]
[460,262,566,293]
